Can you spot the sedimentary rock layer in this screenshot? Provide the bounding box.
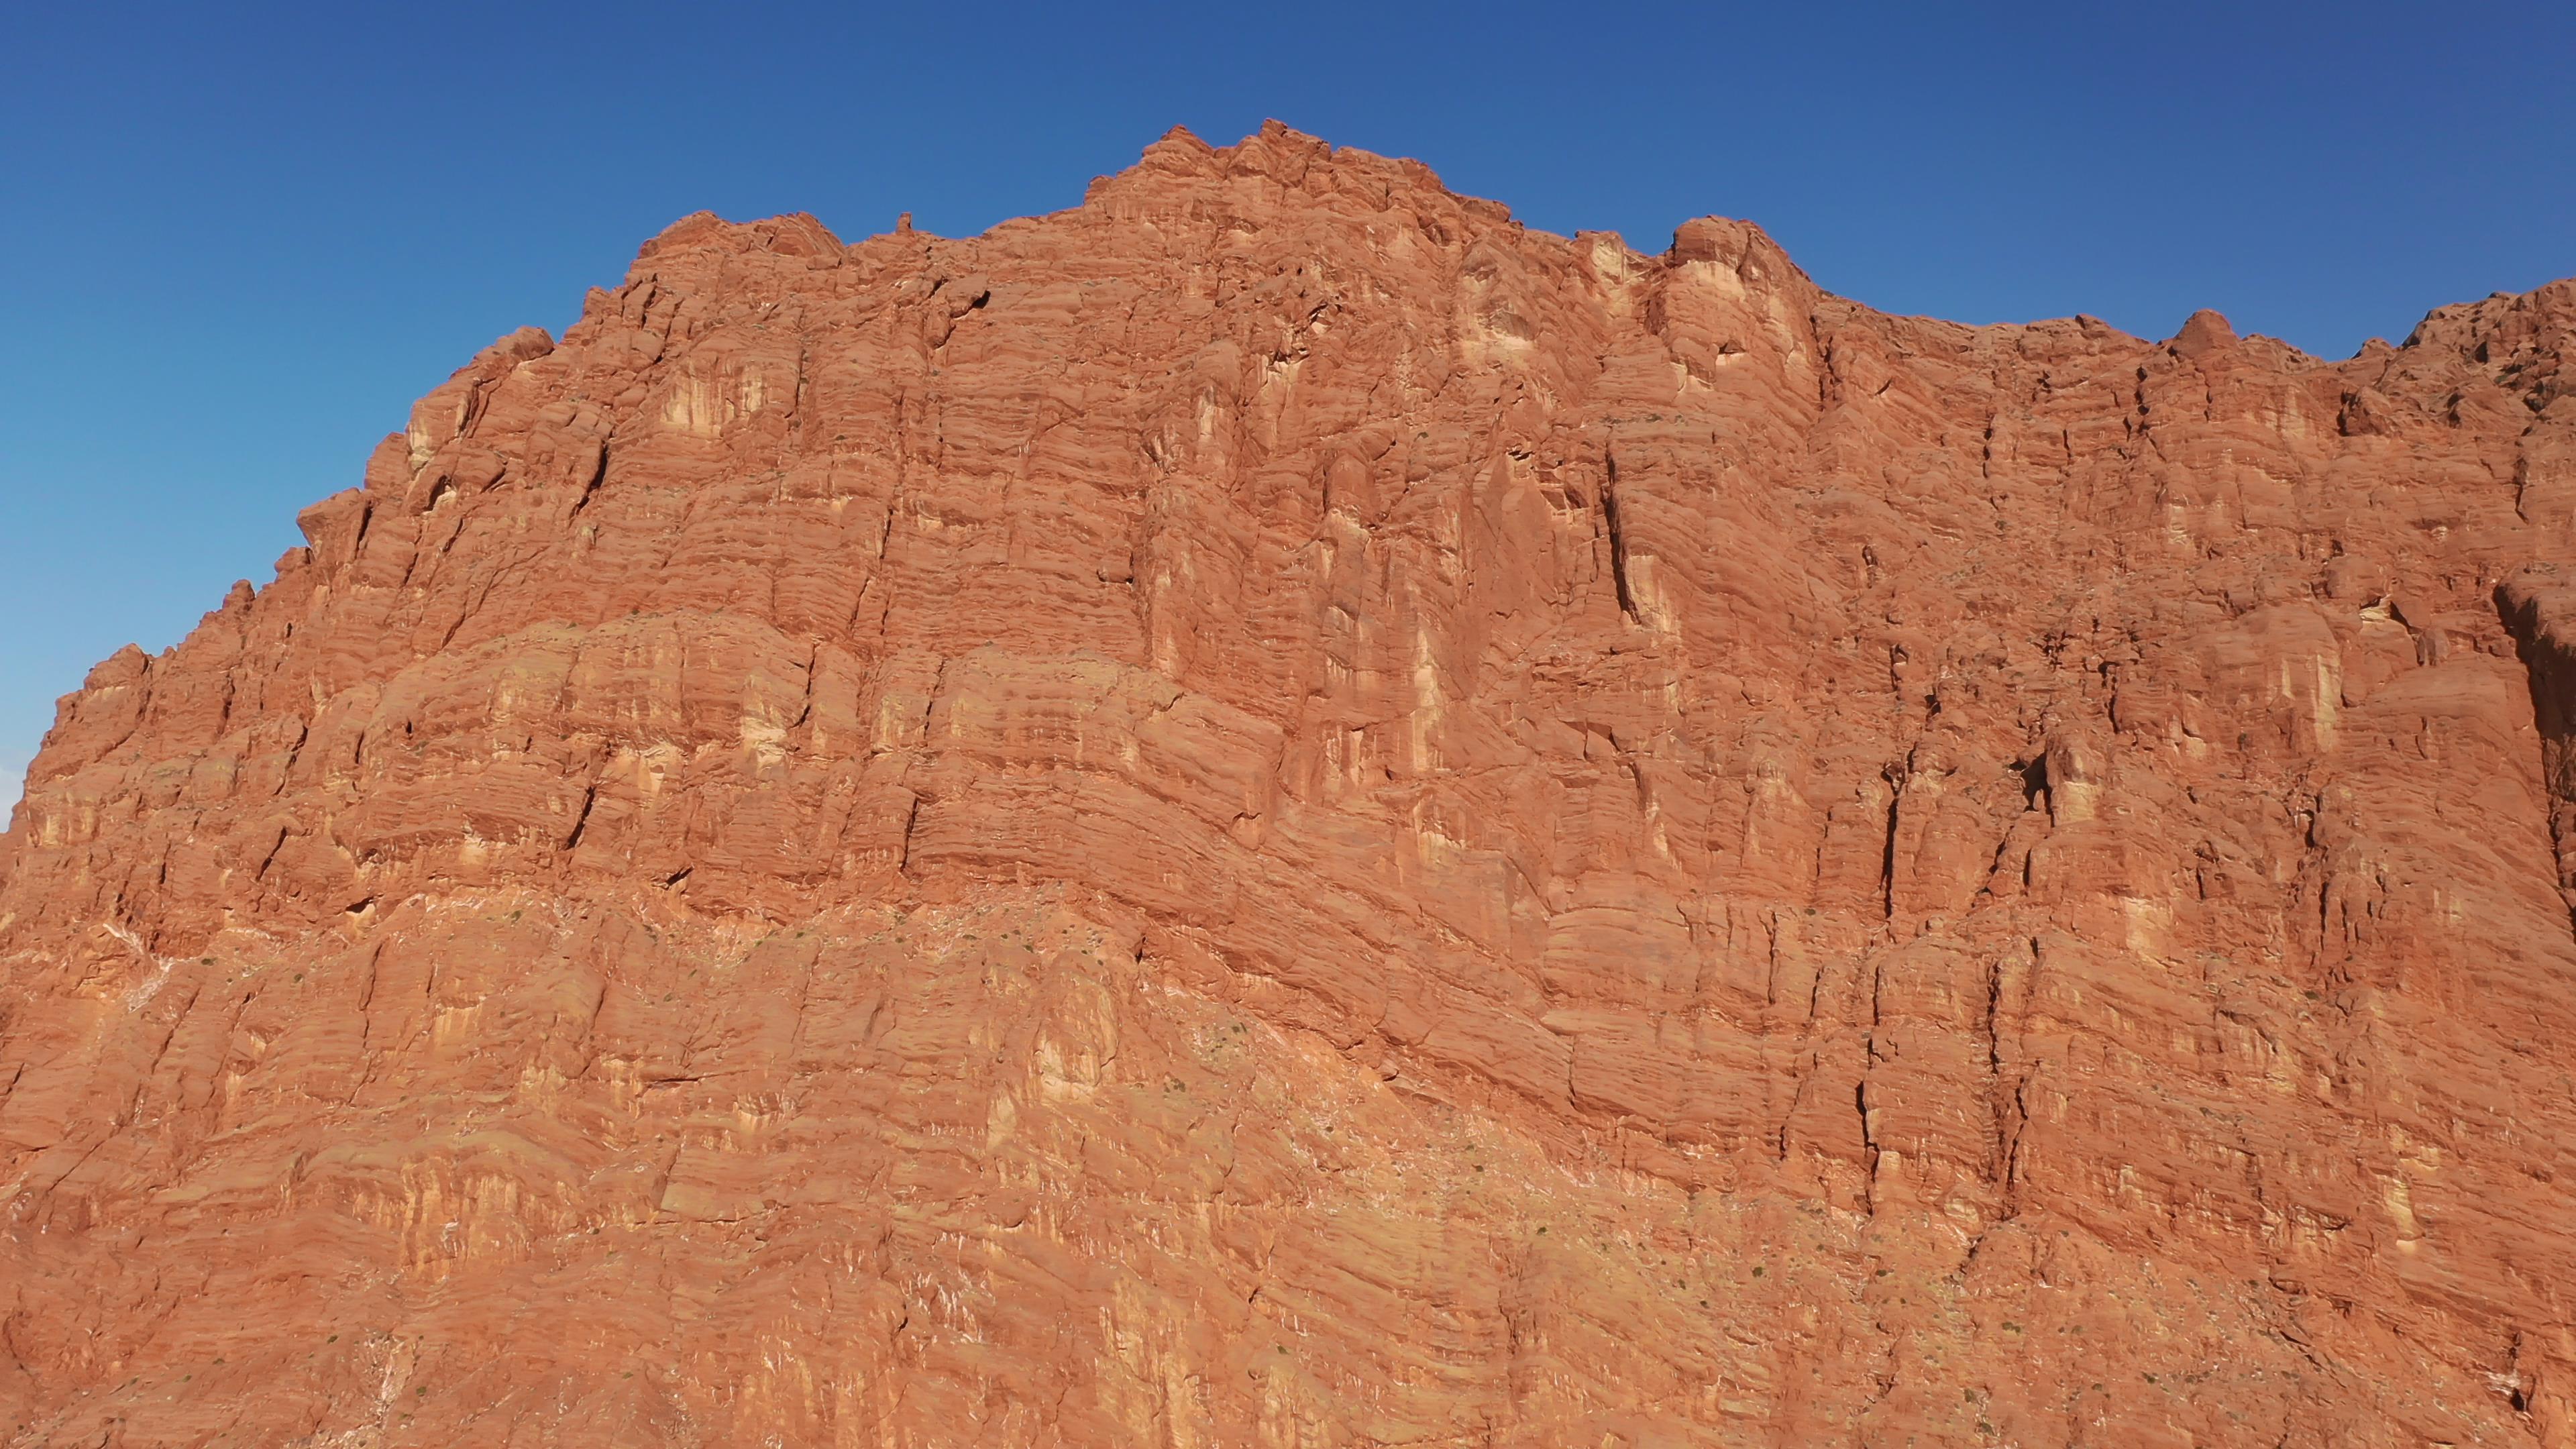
[3,123,2575,1446]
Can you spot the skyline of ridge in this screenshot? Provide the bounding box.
[5,0,2573,808]
[4,132,2567,808]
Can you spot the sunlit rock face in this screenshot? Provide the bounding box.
[4,123,2575,1447]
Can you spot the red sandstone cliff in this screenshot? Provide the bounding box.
[3,123,2575,1446]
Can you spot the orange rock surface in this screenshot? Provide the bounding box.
[5,123,2575,1446]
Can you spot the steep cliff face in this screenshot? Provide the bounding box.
[4,123,2575,1447]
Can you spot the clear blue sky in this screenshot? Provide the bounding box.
[4,1,2571,806]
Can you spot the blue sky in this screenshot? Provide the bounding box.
[3,1,2571,806]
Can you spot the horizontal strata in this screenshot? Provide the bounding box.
[3,122,2575,1446]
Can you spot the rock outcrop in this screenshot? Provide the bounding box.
[4,123,2575,1446]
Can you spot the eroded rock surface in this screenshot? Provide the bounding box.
[5,123,2576,1446]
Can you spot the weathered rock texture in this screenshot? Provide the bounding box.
[5,123,2576,1447]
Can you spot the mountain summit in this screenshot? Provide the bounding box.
[5,123,2575,1446]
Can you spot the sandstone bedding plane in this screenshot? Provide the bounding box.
[3,123,2575,1447]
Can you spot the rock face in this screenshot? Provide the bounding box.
[4,123,2575,1447]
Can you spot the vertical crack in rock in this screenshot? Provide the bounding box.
[1854,1078,1880,1212]
[1600,447,1640,624]
[2498,569,2576,941]
[563,786,598,852]
[896,794,923,877]
[1878,771,1902,923]
[568,440,610,519]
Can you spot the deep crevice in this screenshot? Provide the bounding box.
[1601,450,1640,624]
[563,787,598,852]
[568,443,610,519]
[896,795,924,875]
[2494,574,2576,945]
[1879,775,1902,921]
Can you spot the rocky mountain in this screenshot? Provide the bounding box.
[3,123,2574,1447]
